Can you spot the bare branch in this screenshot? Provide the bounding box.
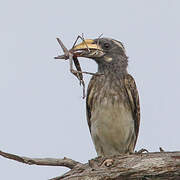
[50,151,180,180]
[1,149,180,179]
[0,149,82,169]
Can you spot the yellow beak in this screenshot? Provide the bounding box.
[72,39,102,51]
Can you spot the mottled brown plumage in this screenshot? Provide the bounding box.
[124,74,140,146]
[72,38,140,156]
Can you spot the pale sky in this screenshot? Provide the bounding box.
[0,0,180,179]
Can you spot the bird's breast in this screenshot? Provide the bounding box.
[88,76,136,155]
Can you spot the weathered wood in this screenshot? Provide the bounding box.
[0,150,82,169]
[1,149,180,179]
[51,152,180,180]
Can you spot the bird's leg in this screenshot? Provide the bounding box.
[135,148,149,154]
[100,158,114,167]
[159,147,165,152]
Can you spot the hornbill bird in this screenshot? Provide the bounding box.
[71,38,140,156]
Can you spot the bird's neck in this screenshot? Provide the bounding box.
[97,57,128,77]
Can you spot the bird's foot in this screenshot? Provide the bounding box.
[135,148,149,154]
[101,159,114,167]
[159,147,165,152]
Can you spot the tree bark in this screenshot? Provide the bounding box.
[51,151,180,180]
[1,149,180,179]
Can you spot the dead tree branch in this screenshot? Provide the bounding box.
[1,149,180,179]
[0,149,82,169]
[51,151,180,180]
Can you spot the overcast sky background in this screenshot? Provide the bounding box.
[0,0,180,179]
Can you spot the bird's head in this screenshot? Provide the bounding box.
[71,38,128,74]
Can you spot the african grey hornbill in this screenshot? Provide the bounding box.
[71,38,140,156]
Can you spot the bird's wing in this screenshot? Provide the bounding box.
[124,74,140,146]
[86,76,97,133]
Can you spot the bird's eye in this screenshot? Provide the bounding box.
[103,43,110,49]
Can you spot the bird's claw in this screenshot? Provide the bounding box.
[101,159,114,167]
[159,147,165,152]
[135,148,149,154]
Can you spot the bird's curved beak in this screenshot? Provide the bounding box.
[70,39,104,58]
